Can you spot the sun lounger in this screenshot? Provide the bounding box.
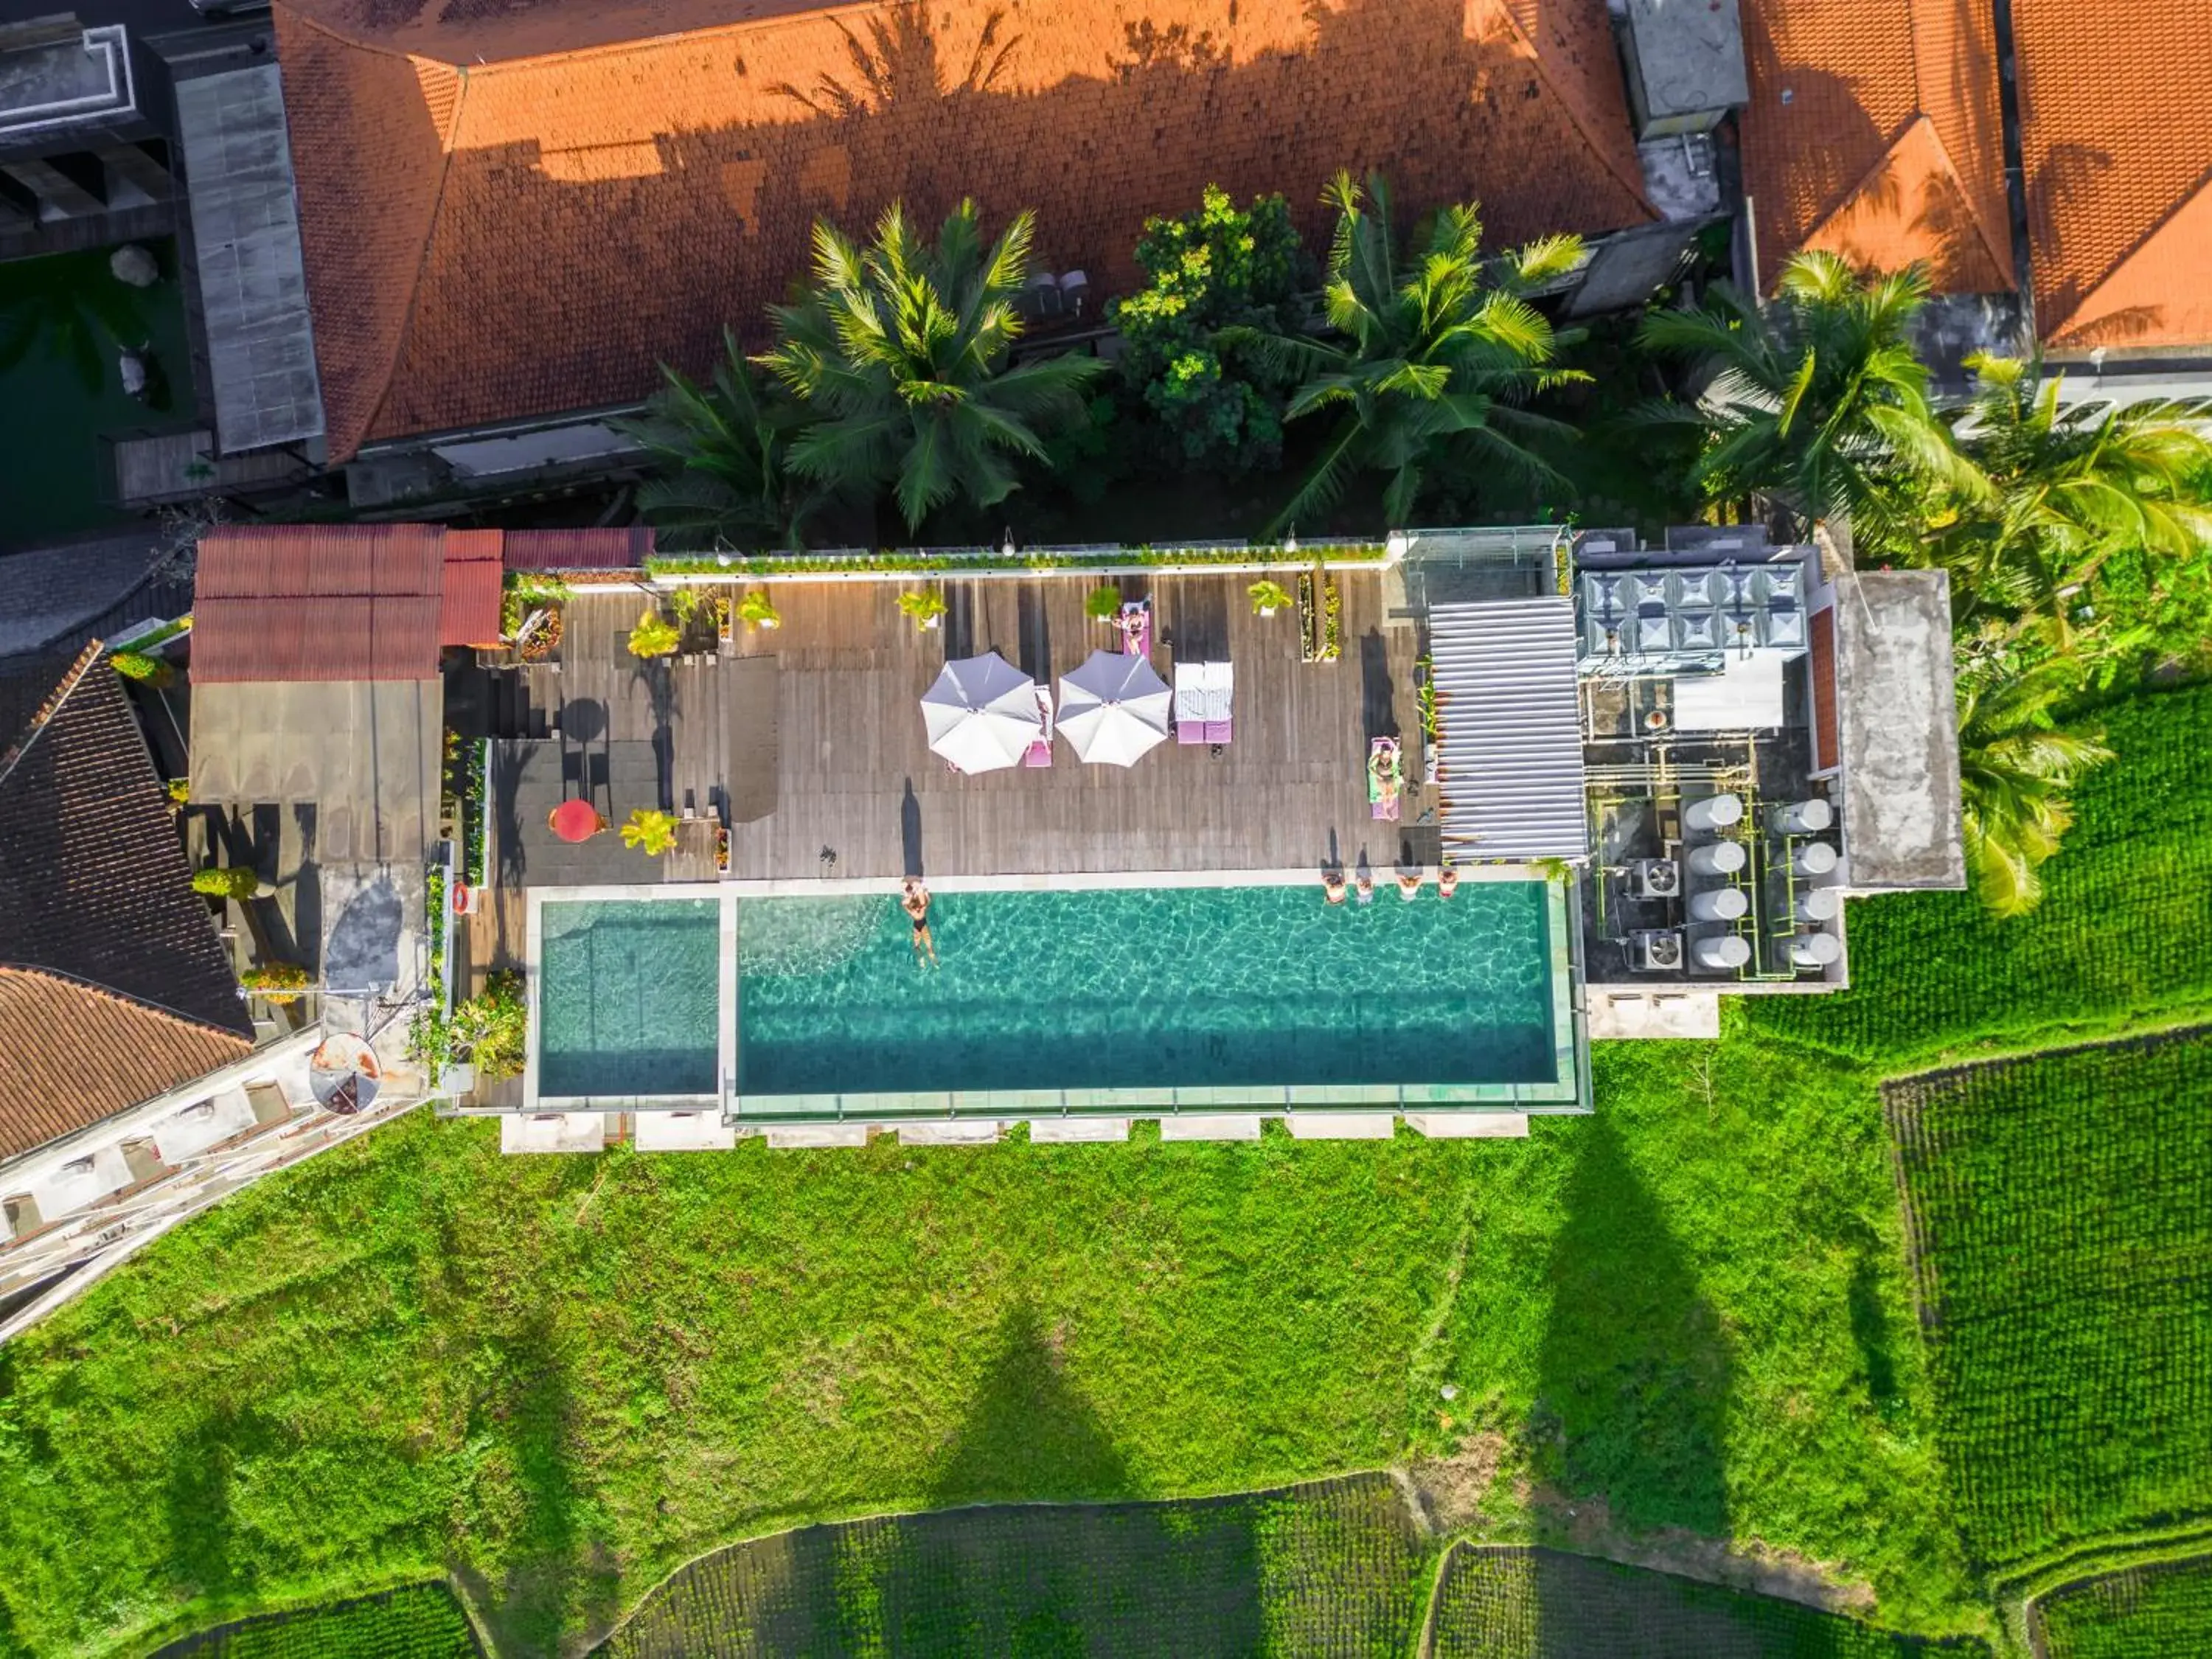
[1120,599,1153,658]
[1174,661,1209,744]
[1368,736,1402,821]
[1024,684,1054,766]
[1202,660,1234,744]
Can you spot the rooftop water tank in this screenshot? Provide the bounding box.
[1791,931,1844,968]
[1688,888,1748,922]
[1692,934,1752,971]
[1688,841,1747,877]
[1792,841,1840,876]
[1684,793,1743,832]
[1795,887,1842,923]
[1774,798,1834,835]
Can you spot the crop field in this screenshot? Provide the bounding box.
[1749,684,2212,1064]
[1883,1029,2212,1570]
[2033,1553,2212,1659]
[1423,1545,1986,1657]
[147,1585,477,1658]
[597,1475,1428,1656]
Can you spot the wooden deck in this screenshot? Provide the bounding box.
[507,572,1430,885]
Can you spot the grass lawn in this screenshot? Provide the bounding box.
[0,1029,1969,1656]
[2034,1554,2212,1659]
[1883,1030,2212,1573]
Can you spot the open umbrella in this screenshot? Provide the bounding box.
[922,651,1043,773]
[1058,648,1171,767]
[548,799,605,842]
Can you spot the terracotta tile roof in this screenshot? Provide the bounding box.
[1738,0,2013,293]
[193,524,501,680]
[0,650,251,1083]
[274,0,1657,459]
[0,967,251,1164]
[2014,0,2212,352]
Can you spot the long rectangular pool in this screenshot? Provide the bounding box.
[529,880,1579,1112]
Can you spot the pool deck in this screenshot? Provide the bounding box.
[496,569,1435,890]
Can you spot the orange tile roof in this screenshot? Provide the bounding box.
[273,0,1657,459]
[2014,0,2212,353]
[0,967,251,1164]
[1738,0,2013,294]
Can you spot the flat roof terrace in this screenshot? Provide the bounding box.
[495,570,1436,888]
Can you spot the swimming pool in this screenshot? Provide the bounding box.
[530,881,1581,1113]
[538,899,721,1098]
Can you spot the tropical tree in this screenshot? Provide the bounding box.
[1921,356,2212,664]
[0,249,153,396]
[622,329,822,552]
[1229,171,1588,530]
[757,200,1104,532]
[1637,251,1989,530]
[1111,185,1306,476]
[1955,657,2113,916]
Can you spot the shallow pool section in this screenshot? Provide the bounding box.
[539,899,720,1099]
[734,882,1573,1107]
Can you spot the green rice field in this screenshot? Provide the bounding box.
[597,1475,1427,1657]
[1748,684,2212,1064]
[146,1585,476,1659]
[1883,1029,2212,1570]
[1426,1545,1986,1658]
[2034,1554,2212,1659]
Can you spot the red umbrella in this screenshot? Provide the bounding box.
[549,799,604,843]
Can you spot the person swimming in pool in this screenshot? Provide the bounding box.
[911,917,939,967]
[901,879,939,964]
[1322,869,1348,905]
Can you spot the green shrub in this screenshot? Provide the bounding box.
[1085,584,1123,620]
[1111,185,1304,476]
[622,807,679,857]
[192,866,259,902]
[240,962,311,1004]
[111,650,170,686]
[627,609,681,659]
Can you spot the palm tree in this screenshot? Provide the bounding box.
[0,248,155,396]
[1930,355,2212,657]
[1231,171,1586,529]
[622,329,821,552]
[1955,658,2113,916]
[757,200,1103,532]
[1637,251,1989,529]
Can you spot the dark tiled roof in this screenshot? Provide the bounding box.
[0,532,187,662]
[274,0,1657,458]
[0,967,251,1164]
[0,650,251,1053]
[192,524,498,681]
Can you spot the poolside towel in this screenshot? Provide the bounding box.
[1369,736,1402,821]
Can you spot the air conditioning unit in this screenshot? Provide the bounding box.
[1632,930,1684,972]
[1628,858,1680,899]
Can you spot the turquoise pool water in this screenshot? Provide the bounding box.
[734,883,1558,1097]
[540,900,720,1097]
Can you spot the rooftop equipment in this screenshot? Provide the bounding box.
[1688,841,1747,877]
[1792,842,1840,877]
[1578,560,1807,671]
[1795,887,1842,924]
[1688,888,1749,923]
[1632,931,1685,972]
[1629,858,1681,899]
[1683,793,1742,832]
[1774,798,1834,834]
[1790,932,1844,969]
[1691,934,1752,972]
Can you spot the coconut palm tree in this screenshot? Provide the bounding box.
[622,329,823,552]
[1955,657,2113,917]
[1928,355,2212,658]
[1230,171,1587,530]
[757,199,1103,532]
[1637,252,1989,530]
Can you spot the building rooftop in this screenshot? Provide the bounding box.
[2014,0,2212,355]
[0,648,251,1164]
[1832,566,1964,891]
[271,0,1657,457]
[1736,0,2012,295]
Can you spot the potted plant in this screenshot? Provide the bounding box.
[737,591,781,631]
[628,608,681,659]
[1248,579,1293,619]
[1417,681,1442,785]
[1085,584,1123,624]
[714,592,734,642]
[192,866,264,902]
[897,588,948,631]
[111,650,172,688]
[241,962,312,1004]
[622,807,680,857]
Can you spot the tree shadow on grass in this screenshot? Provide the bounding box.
[457,1315,620,1655]
[1530,1115,1733,1540]
[929,1299,1130,1507]
[161,1405,279,1604]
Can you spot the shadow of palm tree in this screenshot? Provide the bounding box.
[930,1300,1130,1508]
[1531,1116,1733,1539]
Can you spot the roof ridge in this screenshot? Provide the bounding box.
[1471,0,1655,223]
[1800,111,2013,286]
[0,640,105,793]
[0,962,254,1051]
[2044,162,2212,344]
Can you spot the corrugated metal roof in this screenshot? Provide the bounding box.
[501,527,653,572]
[1432,598,1588,860]
[193,525,494,680]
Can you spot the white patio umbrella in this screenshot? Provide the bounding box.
[921,651,1043,773]
[1058,648,1172,767]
